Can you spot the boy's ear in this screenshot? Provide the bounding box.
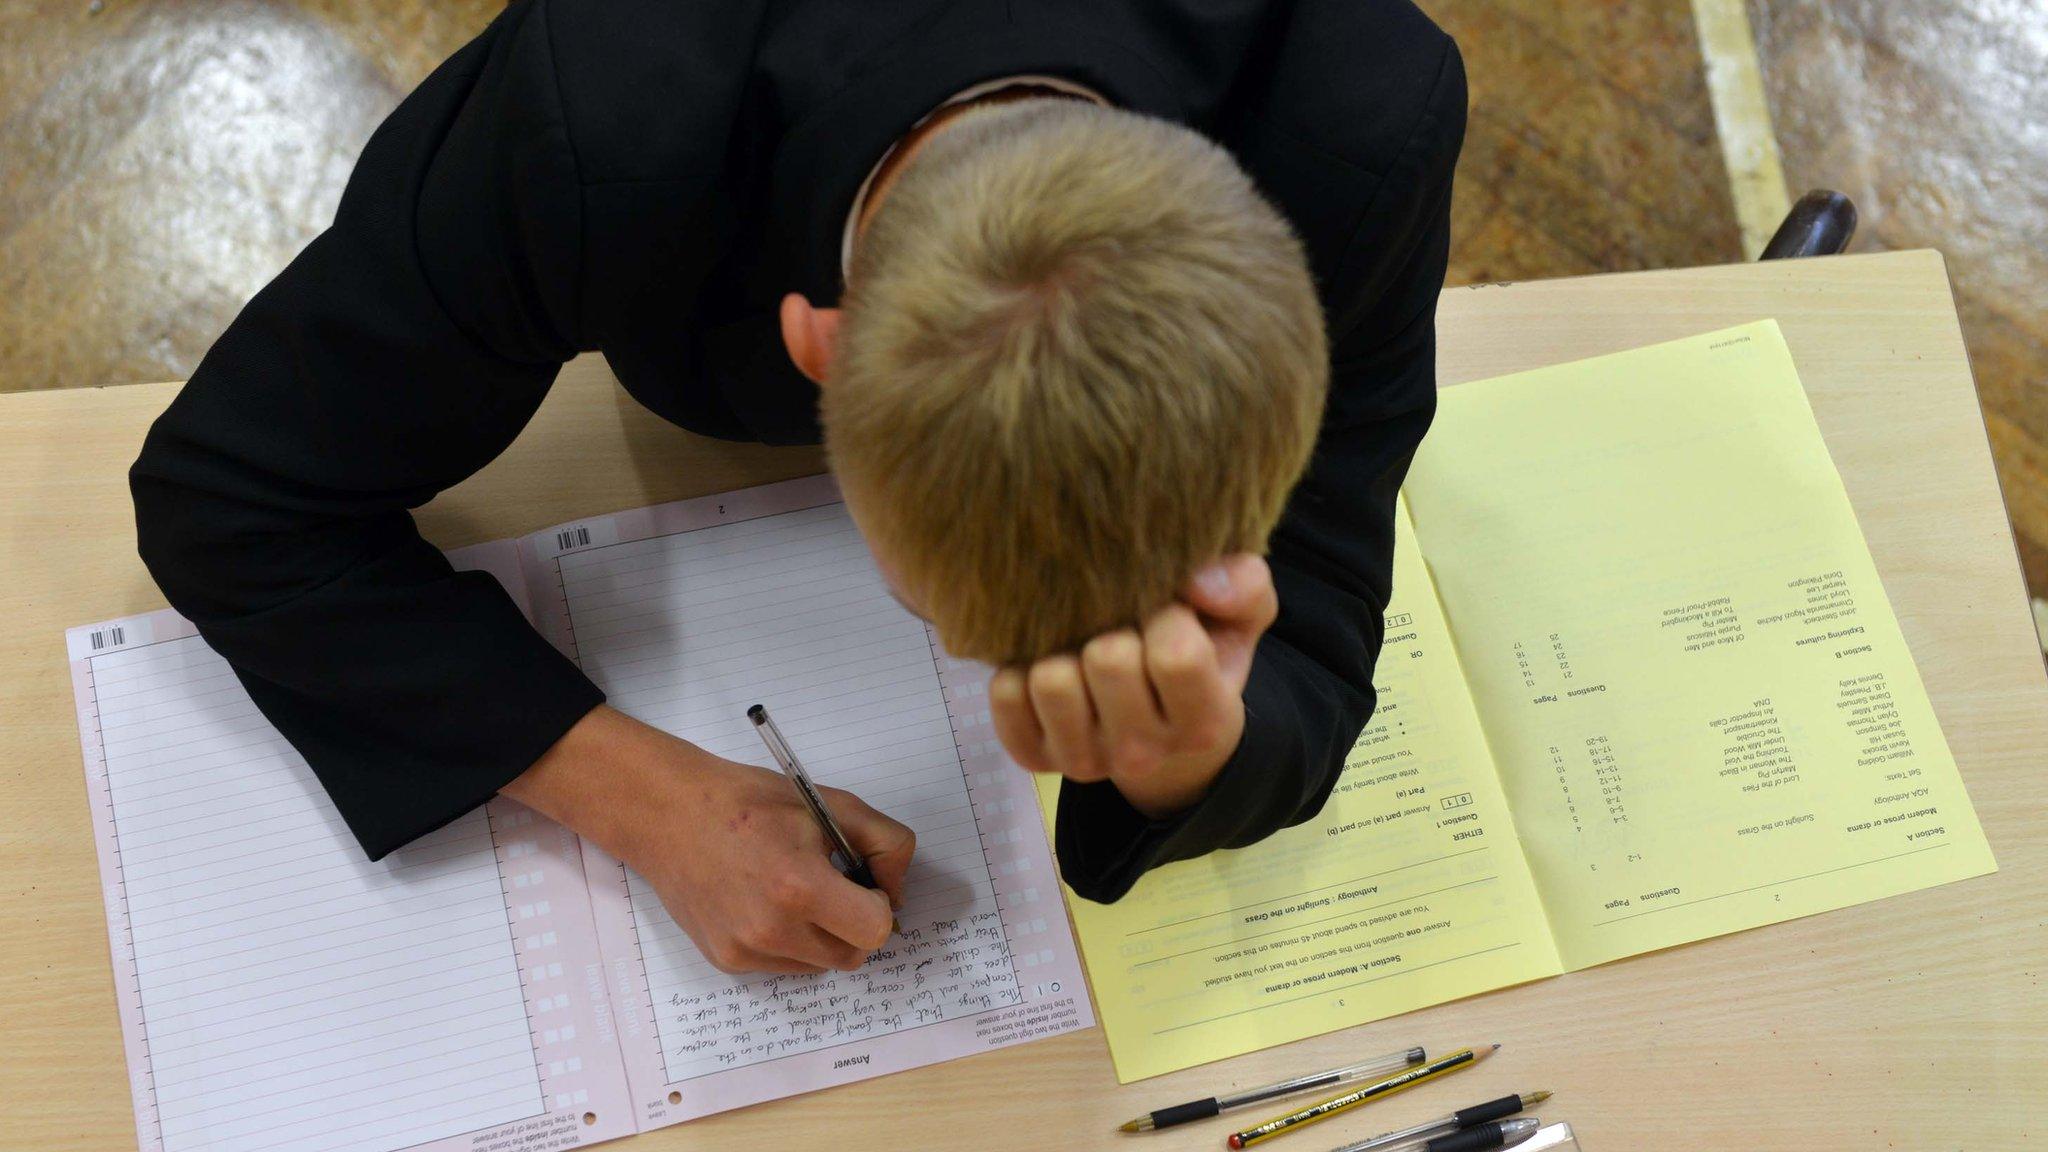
[779,292,843,387]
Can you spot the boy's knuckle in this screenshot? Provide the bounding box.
[1114,738,1162,776]
[1149,644,1202,680]
[1113,728,1158,760]
[989,670,1026,705]
[748,920,797,957]
[1082,633,1142,677]
[766,869,808,911]
[1028,658,1081,698]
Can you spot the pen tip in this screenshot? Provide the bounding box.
[1491,1043,1501,1051]
[1524,1091,1551,1106]
[1118,1121,1142,1134]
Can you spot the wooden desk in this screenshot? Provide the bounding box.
[3,250,2040,1149]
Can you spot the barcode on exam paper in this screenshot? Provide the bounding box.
[557,526,592,552]
[90,626,125,651]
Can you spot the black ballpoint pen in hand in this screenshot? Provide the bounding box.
[749,703,899,936]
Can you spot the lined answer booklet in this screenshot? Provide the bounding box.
[67,475,1089,1152]
[1047,320,1999,1081]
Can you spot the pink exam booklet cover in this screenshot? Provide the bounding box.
[65,474,1090,1152]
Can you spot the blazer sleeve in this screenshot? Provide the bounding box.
[1054,29,1467,903]
[128,0,606,859]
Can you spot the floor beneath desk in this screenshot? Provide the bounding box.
[1,0,2041,614]
[1748,0,2048,602]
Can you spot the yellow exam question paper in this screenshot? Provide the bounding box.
[1042,320,1996,1081]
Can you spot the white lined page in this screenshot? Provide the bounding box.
[83,633,543,1152]
[70,491,1083,1149]
[556,502,1024,1085]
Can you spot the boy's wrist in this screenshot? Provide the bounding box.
[1113,703,1244,820]
[503,705,689,855]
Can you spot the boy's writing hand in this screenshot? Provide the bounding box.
[988,554,1277,818]
[504,705,914,975]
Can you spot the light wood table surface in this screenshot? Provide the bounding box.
[4,250,2041,1150]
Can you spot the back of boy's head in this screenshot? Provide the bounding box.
[825,100,1328,664]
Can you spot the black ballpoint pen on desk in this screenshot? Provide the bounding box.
[1422,1117,1540,1152]
[1118,1048,1426,1133]
[1327,1092,1550,1152]
[748,703,899,936]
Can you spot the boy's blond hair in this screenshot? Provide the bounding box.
[825,100,1328,664]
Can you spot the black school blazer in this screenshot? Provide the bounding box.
[131,0,1466,903]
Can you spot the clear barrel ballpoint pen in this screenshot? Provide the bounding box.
[749,703,898,935]
[1118,1048,1426,1133]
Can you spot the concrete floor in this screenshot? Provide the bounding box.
[0,1,2039,600]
